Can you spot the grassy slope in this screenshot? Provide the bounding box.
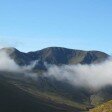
[7,79,89,111]
[1,71,112,112]
[90,100,112,112]
[0,74,89,112]
[0,77,70,112]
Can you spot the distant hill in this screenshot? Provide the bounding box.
[0,47,109,69]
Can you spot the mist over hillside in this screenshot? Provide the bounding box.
[0,47,111,89]
[0,47,112,112]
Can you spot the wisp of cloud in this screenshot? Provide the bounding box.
[0,49,38,73]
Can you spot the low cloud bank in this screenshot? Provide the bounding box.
[0,49,112,89]
[45,59,112,89]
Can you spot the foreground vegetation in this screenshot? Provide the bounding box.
[90,100,112,112]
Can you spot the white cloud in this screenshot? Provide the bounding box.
[45,58,112,89]
[0,49,38,73]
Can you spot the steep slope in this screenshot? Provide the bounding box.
[0,74,85,112]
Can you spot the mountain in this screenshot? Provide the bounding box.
[0,47,109,68]
[0,47,111,112]
[28,47,108,64]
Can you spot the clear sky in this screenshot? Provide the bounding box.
[0,0,112,54]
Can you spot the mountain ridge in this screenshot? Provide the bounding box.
[0,47,109,67]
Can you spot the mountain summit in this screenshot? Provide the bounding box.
[0,47,109,67]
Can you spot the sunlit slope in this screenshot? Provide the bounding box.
[90,100,112,112]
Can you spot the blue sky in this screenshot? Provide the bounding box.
[0,0,112,53]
